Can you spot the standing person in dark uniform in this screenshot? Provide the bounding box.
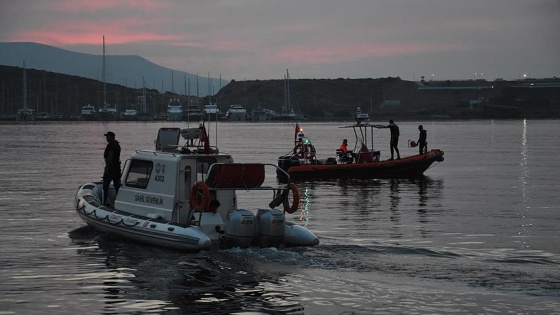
[384,120,401,160]
[103,131,121,206]
[417,125,427,155]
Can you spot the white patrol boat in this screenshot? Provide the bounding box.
[74,125,319,251]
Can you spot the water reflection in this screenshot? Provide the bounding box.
[299,186,312,226]
[389,178,401,225]
[68,226,308,314]
[295,176,444,242]
[385,177,444,239]
[518,119,531,249]
[334,176,443,212]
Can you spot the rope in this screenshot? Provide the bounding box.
[79,198,140,227]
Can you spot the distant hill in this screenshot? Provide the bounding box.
[0,42,226,95]
[1,62,559,120]
[0,64,212,118]
[219,77,560,119]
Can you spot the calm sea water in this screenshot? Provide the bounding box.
[0,120,559,315]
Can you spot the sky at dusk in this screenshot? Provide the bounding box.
[1,0,559,81]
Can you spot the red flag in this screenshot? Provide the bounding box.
[200,125,211,154]
[294,123,301,141]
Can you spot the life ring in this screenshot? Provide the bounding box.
[293,143,305,159]
[189,181,210,211]
[283,183,300,214]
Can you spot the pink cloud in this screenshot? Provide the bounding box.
[270,43,466,64]
[8,13,194,47]
[169,41,207,48]
[12,29,184,46]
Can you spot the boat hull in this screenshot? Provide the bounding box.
[252,112,267,122]
[228,112,246,121]
[122,116,138,121]
[282,149,444,180]
[98,112,119,121]
[167,112,183,121]
[184,113,203,122]
[75,178,319,251]
[75,183,212,251]
[80,113,96,121]
[136,113,153,121]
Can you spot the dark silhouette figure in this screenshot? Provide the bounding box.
[418,125,427,154]
[103,131,121,205]
[386,120,400,160]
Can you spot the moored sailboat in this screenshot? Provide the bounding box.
[97,36,119,121]
[16,62,35,121]
[269,69,308,121]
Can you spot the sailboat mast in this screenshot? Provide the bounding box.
[23,61,27,110]
[102,36,106,106]
[142,77,147,113]
[283,73,287,112]
[187,78,191,99]
[207,72,211,105]
[286,69,291,112]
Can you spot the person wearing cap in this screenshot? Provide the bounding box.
[103,131,121,206]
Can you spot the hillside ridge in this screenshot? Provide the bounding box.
[1,64,559,120]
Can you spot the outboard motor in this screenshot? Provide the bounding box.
[222,209,255,248]
[255,208,285,247]
[277,155,300,178]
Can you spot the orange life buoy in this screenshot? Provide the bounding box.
[189,181,210,211]
[283,183,300,214]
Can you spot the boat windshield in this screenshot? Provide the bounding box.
[125,160,153,189]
